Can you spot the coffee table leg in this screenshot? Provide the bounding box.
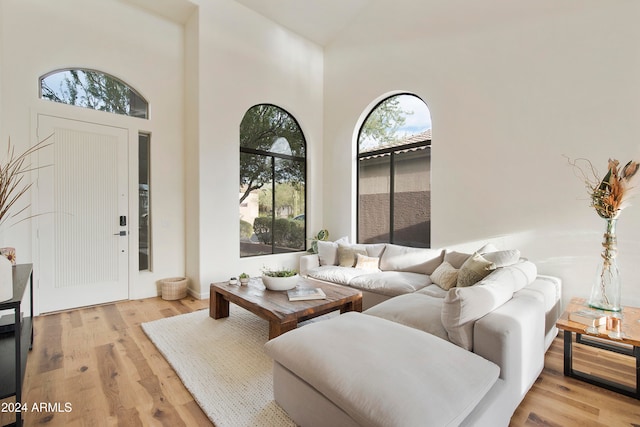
[210,291,230,319]
[269,320,297,340]
[340,298,363,314]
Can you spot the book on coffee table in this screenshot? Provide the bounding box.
[287,287,327,301]
[568,309,607,327]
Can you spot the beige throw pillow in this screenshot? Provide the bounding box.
[337,244,368,267]
[354,253,380,271]
[456,252,493,287]
[431,261,459,290]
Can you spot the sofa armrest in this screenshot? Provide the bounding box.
[473,295,545,404]
[300,253,320,277]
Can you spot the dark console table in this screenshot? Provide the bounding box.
[0,264,34,427]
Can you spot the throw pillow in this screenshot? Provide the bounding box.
[477,243,499,254]
[456,252,493,287]
[317,236,349,266]
[354,253,380,271]
[379,244,444,275]
[337,244,368,267]
[431,261,459,290]
[443,251,471,269]
[482,249,521,270]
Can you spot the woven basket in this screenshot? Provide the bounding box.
[160,277,188,300]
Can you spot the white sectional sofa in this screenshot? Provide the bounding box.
[264,241,562,426]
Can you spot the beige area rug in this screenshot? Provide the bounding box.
[141,306,297,427]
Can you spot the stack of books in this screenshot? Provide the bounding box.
[287,288,327,301]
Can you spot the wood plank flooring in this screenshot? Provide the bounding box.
[1,297,639,426]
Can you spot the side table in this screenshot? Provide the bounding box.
[556,297,639,399]
[0,264,34,427]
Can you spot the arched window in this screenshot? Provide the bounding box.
[39,68,148,119]
[239,104,306,257]
[357,93,432,247]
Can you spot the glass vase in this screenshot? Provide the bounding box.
[588,217,622,312]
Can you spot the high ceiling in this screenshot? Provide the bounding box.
[232,0,372,46]
[121,0,594,47]
[121,0,371,45]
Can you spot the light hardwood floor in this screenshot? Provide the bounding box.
[1,297,639,426]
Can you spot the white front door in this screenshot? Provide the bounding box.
[37,115,129,313]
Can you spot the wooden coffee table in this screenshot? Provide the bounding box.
[556,297,640,399]
[209,277,362,339]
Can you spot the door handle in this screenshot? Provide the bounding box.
[113,231,127,236]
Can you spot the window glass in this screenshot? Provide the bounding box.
[40,69,148,119]
[240,105,306,257]
[139,133,151,270]
[357,94,431,247]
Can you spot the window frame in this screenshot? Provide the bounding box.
[356,94,431,247]
[39,68,149,119]
[239,104,307,257]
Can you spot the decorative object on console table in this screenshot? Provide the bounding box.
[569,157,639,311]
[569,308,607,334]
[592,216,621,311]
[0,254,11,302]
[0,247,16,301]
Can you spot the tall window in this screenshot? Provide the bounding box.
[358,94,432,247]
[139,133,151,271]
[40,68,149,118]
[240,104,306,257]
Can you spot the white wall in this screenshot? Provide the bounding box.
[0,0,185,310]
[324,1,640,308]
[186,0,324,296]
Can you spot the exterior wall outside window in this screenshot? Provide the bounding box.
[357,94,431,247]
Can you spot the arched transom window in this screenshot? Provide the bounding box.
[239,104,307,257]
[39,68,148,119]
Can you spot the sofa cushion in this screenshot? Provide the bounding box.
[307,266,368,285]
[365,294,449,341]
[483,249,521,269]
[337,244,368,267]
[430,261,459,290]
[317,236,349,266]
[264,312,499,427]
[415,284,448,298]
[363,243,386,258]
[349,271,431,297]
[456,252,493,287]
[442,274,515,350]
[354,253,380,271]
[379,244,444,274]
[497,260,537,292]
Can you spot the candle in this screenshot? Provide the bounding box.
[606,316,621,332]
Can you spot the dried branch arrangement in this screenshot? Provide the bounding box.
[0,135,53,227]
[568,157,640,219]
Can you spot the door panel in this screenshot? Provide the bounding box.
[37,115,129,313]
